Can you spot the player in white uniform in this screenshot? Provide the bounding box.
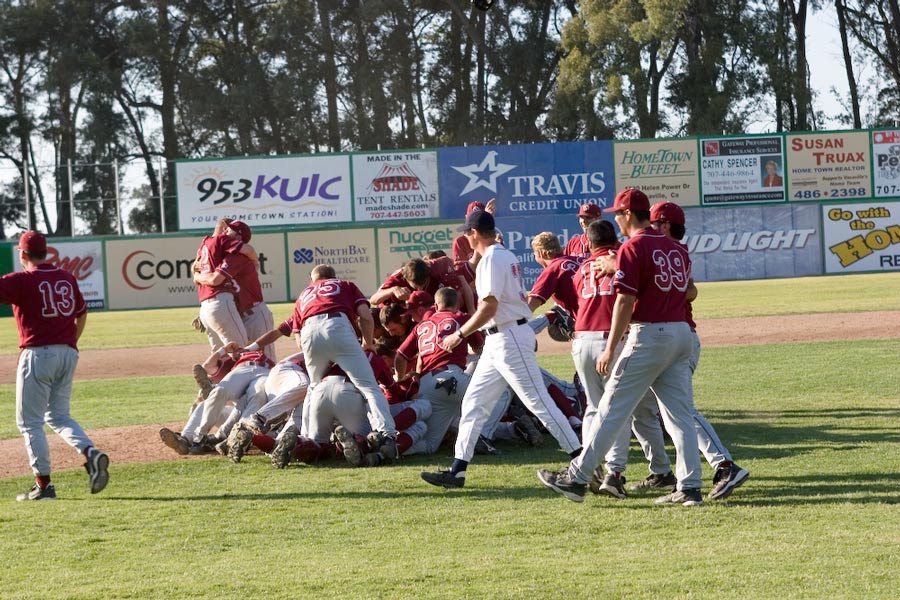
[421,210,582,489]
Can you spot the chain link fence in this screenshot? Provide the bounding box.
[0,157,177,238]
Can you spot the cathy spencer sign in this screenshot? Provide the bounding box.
[437,141,615,218]
[872,129,900,198]
[614,138,700,206]
[352,151,439,222]
[699,135,786,204]
[822,201,900,273]
[786,131,871,202]
[175,154,353,230]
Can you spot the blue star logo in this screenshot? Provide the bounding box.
[451,151,517,196]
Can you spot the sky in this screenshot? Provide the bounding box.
[0,3,882,237]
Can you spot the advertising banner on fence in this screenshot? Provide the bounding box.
[287,229,378,297]
[786,131,871,202]
[699,135,785,204]
[872,129,900,198]
[13,240,107,309]
[822,201,900,273]
[437,141,615,218]
[106,234,288,309]
[352,151,439,222]
[683,204,821,281]
[175,155,352,230]
[614,138,701,205]
[376,223,460,285]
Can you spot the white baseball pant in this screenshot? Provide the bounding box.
[300,313,396,436]
[16,345,94,476]
[454,323,581,463]
[200,294,248,352]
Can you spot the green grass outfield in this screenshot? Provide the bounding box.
[0,274,898,598]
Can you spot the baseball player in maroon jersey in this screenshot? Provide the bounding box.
[395,287,484,455]
[370,257,476,315]
[193,222,275,362]
[245,264,398,450]
[194,220,255,352]
[564,203,603,260]
[0,231,109,501]
[527,231,581,315]
[421,210,582,489]
[225,351,310,464]
[565,219,644,499]
[538,188,704,505]
[615,202,749,499]
[161,348,273,454]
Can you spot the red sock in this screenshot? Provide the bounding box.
[293,438,334,463]
[251,434,275,453]
[36,475,51,489]
[547,384,578,419]
[394,407,417,430]
[396,431,413,455]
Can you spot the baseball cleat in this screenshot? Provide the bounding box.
[513,415,543,446]
[332,426,363,467]
[629,471,677,491]
[367,431,398,464]
[159,427,190,455]
[85,450,110,494]
[654,488,703,506]
[537,467,586,503]
[271,425,298,469]
[243,413,268,436]
[420,469,465,489]
[16,483,57,501]
[214,439,229,456]
[708,463,750,500]
[227,424,254,463]
[592,471,627,499]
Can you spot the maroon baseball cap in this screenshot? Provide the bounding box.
[405,291,434,314]
[577,203,601,218]
[16,230,47,254]
[466,201,486,216]
[228,220,252,243]
[603,188,650,213]
[650,202,685,226]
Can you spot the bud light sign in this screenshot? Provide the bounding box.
[176,154,353,229]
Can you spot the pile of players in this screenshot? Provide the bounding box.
[159,192,749,506]
[158,209,579,473]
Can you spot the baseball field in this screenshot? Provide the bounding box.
[0,273,898,599]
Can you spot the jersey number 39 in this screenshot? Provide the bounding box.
[652,250,690,292]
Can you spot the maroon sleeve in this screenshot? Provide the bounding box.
[612,241,640,296]
[396,328,420,362]
[452,235,471,263]
[380,270,405,291]
[0,272,22,306]
[346,281,370,308]
[529,265,558,302]
[368,352,395,387]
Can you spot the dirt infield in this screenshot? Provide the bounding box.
[2,310,898,480]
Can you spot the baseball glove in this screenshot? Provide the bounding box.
[547,306,575,342]
[191,315,206,333]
